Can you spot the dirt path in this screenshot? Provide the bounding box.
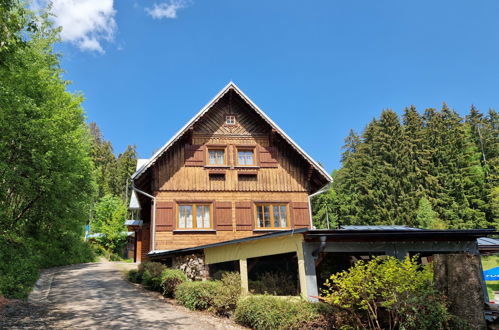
[1,260,242,329]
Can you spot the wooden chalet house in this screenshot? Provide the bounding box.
[128,82,332,262]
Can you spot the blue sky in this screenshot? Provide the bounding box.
[51,0,499,172]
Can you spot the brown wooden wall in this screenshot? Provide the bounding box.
[153,191,310,251]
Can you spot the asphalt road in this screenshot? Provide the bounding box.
[17,260,242,329]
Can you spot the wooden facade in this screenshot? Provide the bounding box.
[131,83,331,262]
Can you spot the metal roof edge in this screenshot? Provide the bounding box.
[131,82,332,183]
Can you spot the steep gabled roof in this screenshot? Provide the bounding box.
[131,82,332,184]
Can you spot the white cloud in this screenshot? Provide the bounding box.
[145,0,190,19]
[36,0,117,54]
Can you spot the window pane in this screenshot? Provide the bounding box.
[217,151,224,164]
[185,206,193,228]
[196,206,203,228]
[179,206,187,228]
[203,206,210,228]
[238,151,245,165]
[280,206,287,227]
[264,206,271,227]
[273,206,280,227]
[209,151,216,165]
[257,206,263,227]
[246,152,254,165]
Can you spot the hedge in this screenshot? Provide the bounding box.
[160,268,187,297]
[234,295,332,330]
[175,280,221,310]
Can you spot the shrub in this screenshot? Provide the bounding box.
[234,295,328,330]
[160,268,187,297]
[128,269,142,283]
[139,261,166,291]
[322,255,455,329]
[212,272,241,316]
[249,271,297,296]
[0,239,40,299]
[175,281,221,310]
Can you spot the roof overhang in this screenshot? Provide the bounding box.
[131,82,332,186]
[147,228,497,259]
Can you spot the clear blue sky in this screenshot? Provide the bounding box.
[55,0,499,172]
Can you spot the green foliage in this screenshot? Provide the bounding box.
[88,122,137,200]
[139,262,167,291]
[322,256,454,329]
[331,105,497,229]
[0,3,96,297]
[0,238,40,299]
[127,269,142,283]
[416,196,447,229]
[211,272,241,316]
[91,194,128,254]
[249,271,298,296]
[234,295,329,330]
[311,186,338,229]
[174,281,221,310]
[160,268,187,297]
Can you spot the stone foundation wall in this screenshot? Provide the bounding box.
[173,253,208,281]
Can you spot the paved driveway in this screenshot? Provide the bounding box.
[7,260,242,329]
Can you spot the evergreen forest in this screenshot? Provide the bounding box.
[312,106,498,230]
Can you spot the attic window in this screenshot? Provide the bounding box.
[225,115,236,125]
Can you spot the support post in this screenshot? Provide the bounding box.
[239,259,248,294]
[303,244,319,301]
[296,245,308,299]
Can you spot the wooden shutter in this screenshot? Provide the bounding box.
[156,202,174,232]
[214,202,232,231]
[185,144,205,166]
[235,202,253,231]
[258,145,278,168]
[290,202,310,229]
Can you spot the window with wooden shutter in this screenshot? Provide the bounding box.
[235,202,253,231]
[156,202,174,232]
[258,145,278,168]
[254,203,289,229]
[214,201,232,231]
[290,202,310,228]
[184,144,205,166]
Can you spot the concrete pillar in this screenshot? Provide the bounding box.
[296,245,308,298]
[239,258,248,294]
[303,244,319,301]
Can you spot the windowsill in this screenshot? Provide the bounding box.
[204,165,230,169]
[173,229,216,233]
[234,166,260,169]
[253,229,291,232]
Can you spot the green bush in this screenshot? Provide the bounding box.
[234,295,329,330]
[249,271,298,296]
[140,262,167,291]
[0,239,40,299]
[175,281,221,310]
[212,272,241,316]
[160,268,187,297]
[322,255,455,329]
[128,269,142,283]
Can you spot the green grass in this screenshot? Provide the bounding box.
[482,255,499,270]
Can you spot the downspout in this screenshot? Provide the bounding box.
[308,182,332,229]
[132,184,156,252]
